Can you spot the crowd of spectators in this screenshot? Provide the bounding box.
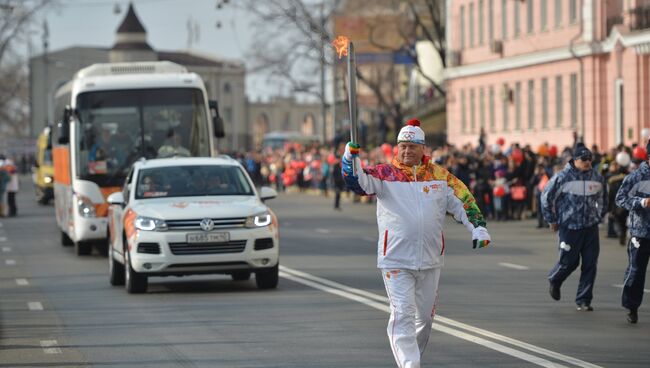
[229,134,649,242]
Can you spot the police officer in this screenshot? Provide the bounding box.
[615,139,650,324]
[541,144,608,311]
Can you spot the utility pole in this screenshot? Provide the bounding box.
[319,2,327,144]
[42,20,49,138]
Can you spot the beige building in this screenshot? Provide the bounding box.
[29,4,321,152]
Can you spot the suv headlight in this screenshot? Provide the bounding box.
[77,195,96,217]
[134,216,167,231]
[245,211,272,228]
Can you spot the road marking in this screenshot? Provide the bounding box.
[16,278,29,286]
[40,340,62,354]
[0,236,7,242]
[612,284,650,293]
[280,265,602,368]
[2,246,10,252]
[499,262,530,270]
[28,302,44,311]
[315,228,331,234]
[5,259,16,265]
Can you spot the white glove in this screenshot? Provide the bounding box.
[472,226,491,249]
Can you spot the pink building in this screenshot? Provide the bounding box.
[445,0,650,150]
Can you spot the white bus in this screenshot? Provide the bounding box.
[52,61,224,256]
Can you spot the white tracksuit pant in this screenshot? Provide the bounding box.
[382,267,441,368]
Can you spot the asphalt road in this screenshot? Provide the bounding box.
[1,178,648,367]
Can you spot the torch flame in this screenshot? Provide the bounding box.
[331,35,350,59]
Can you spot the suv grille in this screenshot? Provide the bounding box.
[166,217,247,230]
[254,238,274,250]
[169,240,247,255]
[137,242,160,254]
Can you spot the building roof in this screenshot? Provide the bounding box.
[117,3,147,34]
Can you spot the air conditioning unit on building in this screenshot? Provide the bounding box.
[490,40,503,54]
[449,51,462,66]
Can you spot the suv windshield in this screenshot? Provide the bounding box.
[75,88,210,186]
[136,165,254,199]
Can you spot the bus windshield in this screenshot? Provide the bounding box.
[75,88,210,186]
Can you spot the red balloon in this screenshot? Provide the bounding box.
[548,145,558,158]
[632,146,648,160]
[493,186,506,197]
[496,137,505,146]
[381,143,392,156]
[512,149,524,164]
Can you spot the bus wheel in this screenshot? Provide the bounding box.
[75,241,92,256]
[61,231,73,247]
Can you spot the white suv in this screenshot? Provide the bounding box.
[106,157,279,293]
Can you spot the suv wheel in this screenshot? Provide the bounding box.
[124,250,147,294]
[255,264,279,289]
[75,241,92,256]
[231,271,251,281]
[109,249,125,286]
[61,230,73,247]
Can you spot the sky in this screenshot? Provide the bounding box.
[30,0,275,100]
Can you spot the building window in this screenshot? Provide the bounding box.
[479,0,484,45]
[515,82,522,130]
[460,6,466,49]
[478,87,485,130]
[461,90,467,133]
[555,75,563,127]
[489,86,495,131]
[502,83,509,131]
[541,78,548,129]
[489,0,494,43]
[569,0,577,23]
[469,3,475,47]
[514,0,521,38]
[470,89,476,132]
[501,0,508,40]
[528,80,535,130]
[554,0,562,27]
[527,0,534,34]
[570,73,578,128]
[540,0,547,31]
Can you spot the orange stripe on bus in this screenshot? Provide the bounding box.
[95,187,121,217]
[52,147,71,185]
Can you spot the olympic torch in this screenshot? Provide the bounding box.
[332,36,359,173]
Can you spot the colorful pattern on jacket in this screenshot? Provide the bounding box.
[541,161,608,230]
[342,155,486,228]
[615,161,650,239]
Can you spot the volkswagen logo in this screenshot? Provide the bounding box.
[200,218,214,231]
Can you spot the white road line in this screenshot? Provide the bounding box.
[612,284,650,293]
[40,340,62,354]
[315,228,331,234]
[499,262,530,271]
[16,278,29,286]
[28,302,44,311]
[280,265,602,368]
[0,236,7,242]
[2,246,10,252]
[5,259,16,265]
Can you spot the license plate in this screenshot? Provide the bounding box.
[186,232,229,244]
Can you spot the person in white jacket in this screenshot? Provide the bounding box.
[5,159,19,217]
[341,119,491,368]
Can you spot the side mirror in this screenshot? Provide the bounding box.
[57,106,72,144]
[259,186,277,202]
[107,192,125,205]
[209,100,225,138]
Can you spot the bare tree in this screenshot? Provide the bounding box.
[0,0,54,138]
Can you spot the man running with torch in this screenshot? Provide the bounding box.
[334,35,490,367]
